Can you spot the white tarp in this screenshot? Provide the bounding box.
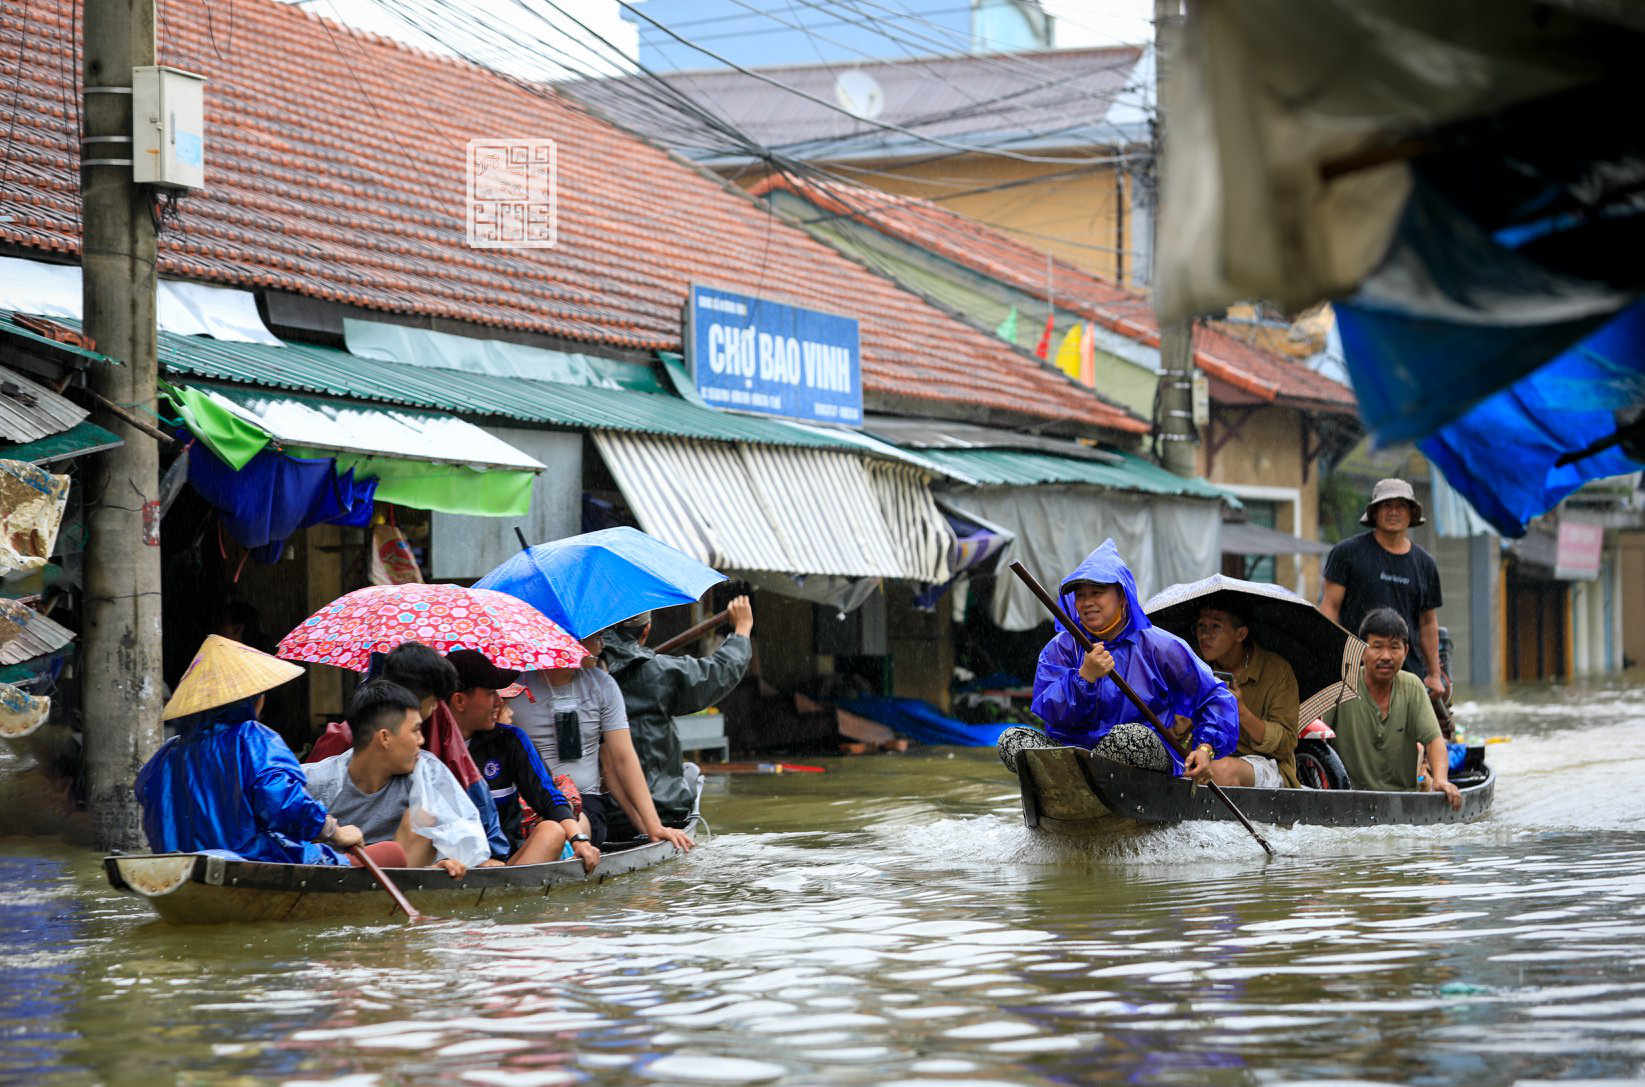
[0,256,283,345]
[344,319,620,386]
[201,388,545,471]
[938,485,1223,632]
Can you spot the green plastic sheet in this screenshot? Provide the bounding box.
[303,451,534,518]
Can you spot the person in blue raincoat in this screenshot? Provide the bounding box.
[999,540,1238,781]
[135,635,386,867]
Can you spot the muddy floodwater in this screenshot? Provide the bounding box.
[4,681,1645,1086]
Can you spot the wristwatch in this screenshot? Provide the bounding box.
[1194,742,1215,759]
[569,833,592,845]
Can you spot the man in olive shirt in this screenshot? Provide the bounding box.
[1192,598,1301,789]
[1325,608,1460,808]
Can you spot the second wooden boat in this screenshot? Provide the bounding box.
[1017,749,1494,836]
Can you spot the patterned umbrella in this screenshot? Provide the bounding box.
[277,583,587,673]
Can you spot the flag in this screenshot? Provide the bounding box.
[994,307,1018,344]
[1035,313,1054,360]
[1054,323,1082,380]
[1079,321,1096,387]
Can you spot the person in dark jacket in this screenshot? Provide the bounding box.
[601,595,753,835]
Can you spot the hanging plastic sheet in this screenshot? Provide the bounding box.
[186,442,377,563]
[0,459,69,574]
[1334,179,1639,447]
[1413,301,1645,537]
[912,502,1015,610]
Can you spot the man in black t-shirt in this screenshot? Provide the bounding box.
[1320,478,1448,700]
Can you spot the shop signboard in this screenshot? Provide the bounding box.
[685,283,862,427]
[1554,520,1604,580]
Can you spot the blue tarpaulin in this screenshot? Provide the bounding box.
[187,441,377,562]
[842,695,1011,748]
[1340,296,1645,537]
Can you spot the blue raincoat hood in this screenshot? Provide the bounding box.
[1057,539,1150,645]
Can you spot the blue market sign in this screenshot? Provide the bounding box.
[686,283,863,427]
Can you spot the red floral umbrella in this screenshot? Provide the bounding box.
[277,583,587,672]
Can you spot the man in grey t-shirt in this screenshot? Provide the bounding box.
[513,640,692,852]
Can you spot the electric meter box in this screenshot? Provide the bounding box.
[132,66,206,189]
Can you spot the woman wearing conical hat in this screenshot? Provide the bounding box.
[134,635,400,867]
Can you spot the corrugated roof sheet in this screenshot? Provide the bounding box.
[127,321,867,452]
[0,364,86,442]
[915,447,1238,504]
[567,46,1144,161]
[0,310,114,368]
[756,177,1359,414]
[861,415,1121,462]
[0,598,74,667]
[0,419,122,464]
[0,0,1147,436]
[594,431,952,580]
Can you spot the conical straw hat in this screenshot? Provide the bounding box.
[162,635,306,720]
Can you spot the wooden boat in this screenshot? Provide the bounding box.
[1016,749,1494,836]
[104,822,698,924]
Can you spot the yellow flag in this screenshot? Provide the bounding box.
[1054,322,1082,380]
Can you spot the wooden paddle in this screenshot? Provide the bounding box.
[653,607,732,656]
[1008,561,1276,858]
[350,846,423,922]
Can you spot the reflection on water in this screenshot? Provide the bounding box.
[2,682,1644,1086]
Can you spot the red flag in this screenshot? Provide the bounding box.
[1035,313,1054,360]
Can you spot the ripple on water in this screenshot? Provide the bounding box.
[639,1055,786,1083]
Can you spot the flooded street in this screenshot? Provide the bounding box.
[5,681,1645,1086]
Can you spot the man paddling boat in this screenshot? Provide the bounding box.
[998,540,1237,780]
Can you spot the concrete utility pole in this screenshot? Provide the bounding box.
[81,0,164,849]
[1152,0,1199,478]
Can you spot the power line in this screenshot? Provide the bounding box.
[608,0,1123,165]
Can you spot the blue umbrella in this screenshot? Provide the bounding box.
[474,527,727,640]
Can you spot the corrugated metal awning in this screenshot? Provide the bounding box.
[0,599,73,667]
[593,431,952,582]
[199,386,546,472]
[913,446,1239,505]
[0,364,87,442]
[0,420,123,465]
[1220,520,1334,557]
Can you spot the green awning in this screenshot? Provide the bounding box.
[914,446,1240,505]
[13,313,882,455]
[0,311,119,368]
[0,420,123,464]
[151,330,863,451]
[163,383,541,518]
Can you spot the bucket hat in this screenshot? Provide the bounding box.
[162,635,305,720]
[1359,478,1426,527]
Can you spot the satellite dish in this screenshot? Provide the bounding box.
[834,70,885,120]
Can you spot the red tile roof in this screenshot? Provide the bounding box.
[750,176,1359,414]
[0,0,1147,436]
